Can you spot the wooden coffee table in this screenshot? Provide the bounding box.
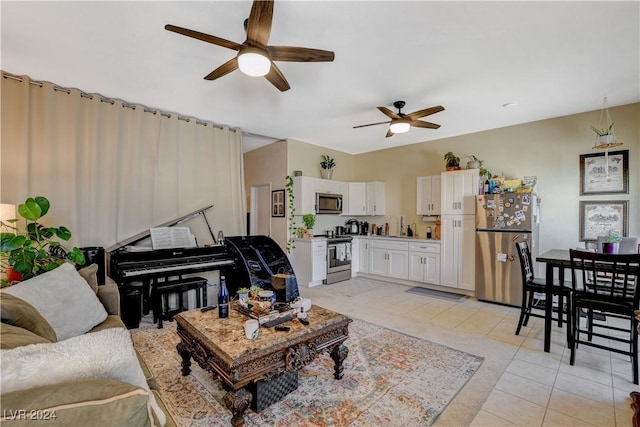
[174,306,352,426]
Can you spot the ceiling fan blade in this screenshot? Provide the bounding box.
[386,129,394,138]
[264,62,290,91]
[165,24,241,51]
[377,107,401,120]
[204,57,239,80]
[406,105,445,120]
[267,46,335,62]
[246,0,274,46]
[353,121,391,129]
[409,119,441,129]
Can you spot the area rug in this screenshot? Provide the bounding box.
[131,317,483,426]
[404,287,468,302]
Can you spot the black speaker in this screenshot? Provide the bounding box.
[79,247,106,285]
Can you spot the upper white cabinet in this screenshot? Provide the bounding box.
[344,182,367,216]
[440,170,479,215]
[366,181,386,215]
[316,178,345,195]
[293,176,316,215]
[416,175,441,215]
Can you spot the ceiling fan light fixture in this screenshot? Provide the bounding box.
[237,48,271,77]
[389,120,410,134]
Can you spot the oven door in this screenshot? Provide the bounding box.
[327,242,352,273]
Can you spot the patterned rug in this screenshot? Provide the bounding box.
[131,317,483,426]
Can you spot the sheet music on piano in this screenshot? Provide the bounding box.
[150,227,196,250]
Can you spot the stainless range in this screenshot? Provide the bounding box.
[324,236,353,284]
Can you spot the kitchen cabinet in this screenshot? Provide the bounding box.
[440,170,479,215]
[344,182,367,216]
[366,181,386,215]
[293,176,316,215]
[440,215,475,290]
[368,239,408,280]
[291,238,327,287]
[358,237,370,273]
[408,242,440,285]
[416,175,441,215]
[315,178,345,195]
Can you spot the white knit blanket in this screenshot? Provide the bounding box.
[1,328,165,426]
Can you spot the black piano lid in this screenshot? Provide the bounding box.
[106,205,214,253]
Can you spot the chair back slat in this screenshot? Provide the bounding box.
[570,249,640,305]
[516,241,535,283]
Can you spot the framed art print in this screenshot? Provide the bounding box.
[579,150,628,195]
[271,189,285,217]
[579,200,628,242]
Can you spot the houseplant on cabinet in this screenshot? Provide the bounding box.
[444,152,461,171]
[320,154,336,180]
[1,196,85,285]
[302,214,316,238]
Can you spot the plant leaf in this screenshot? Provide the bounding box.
[34,196,50,216]
[55,226,72,241]
[0,234,26,252]
[18,198,42,221]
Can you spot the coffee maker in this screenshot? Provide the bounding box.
[345,219,360,234]
[360,221,369,235]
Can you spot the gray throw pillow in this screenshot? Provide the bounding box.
[78,263,99,294]
[3,263,108,341]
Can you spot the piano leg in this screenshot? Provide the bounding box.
[142,279,152,316]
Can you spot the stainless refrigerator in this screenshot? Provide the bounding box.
[475,193,539,306]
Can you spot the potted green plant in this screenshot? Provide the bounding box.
[444,152,460,171]
[602,230,622,254]
[320,154,336,180]
[249,285,262,298]
[591,122,615,144]
[302,214,316,238]
[1,196,85,284]
[237,287,250,301]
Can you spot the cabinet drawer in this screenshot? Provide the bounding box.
[409,242,440,253]
[312,241,327,251]
[370,239,409,251]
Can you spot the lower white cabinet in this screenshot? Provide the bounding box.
[440,215,475,290]
[291,238,327,287]
[368,239,408,280]
[408,242,441,285]
[358,238,370,273]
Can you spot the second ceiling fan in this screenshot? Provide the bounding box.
[354,101,445,137]
[165,0,335,92]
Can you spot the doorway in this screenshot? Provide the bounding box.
[250,184,271,236]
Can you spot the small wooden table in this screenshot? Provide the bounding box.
[174,306,352,426]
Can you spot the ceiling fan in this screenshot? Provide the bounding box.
[165,0,335,92]
[354,101,445,138]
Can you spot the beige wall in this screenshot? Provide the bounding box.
[353,103,639,252]
[243,139,288,247]
[244,103,639,255]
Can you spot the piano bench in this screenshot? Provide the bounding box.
[151,277,208,328]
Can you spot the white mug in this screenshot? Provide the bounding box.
[244,319,259,340]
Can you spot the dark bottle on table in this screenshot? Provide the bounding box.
[218,276,229,318]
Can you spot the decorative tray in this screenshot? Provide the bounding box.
[231,300,294,325]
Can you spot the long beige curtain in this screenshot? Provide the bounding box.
[1,72,246,248]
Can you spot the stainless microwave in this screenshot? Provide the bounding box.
[316,192,343,214]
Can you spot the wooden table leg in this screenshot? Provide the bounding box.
[176,341,192,376]
[330,344,349,380]
[544,265,554,353]
[223,389,252,427]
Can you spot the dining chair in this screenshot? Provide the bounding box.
[515,241,572,336]
[569,249,640,384]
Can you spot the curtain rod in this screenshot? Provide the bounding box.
[2,70,281,141]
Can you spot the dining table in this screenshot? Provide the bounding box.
[535,249,571,353]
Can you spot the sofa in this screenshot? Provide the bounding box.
[0,263,175,427]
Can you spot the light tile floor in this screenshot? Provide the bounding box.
[298,276,638,427]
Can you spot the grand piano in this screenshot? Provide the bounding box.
[108,206,235,328]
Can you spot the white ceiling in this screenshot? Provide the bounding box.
[2,1,638,154]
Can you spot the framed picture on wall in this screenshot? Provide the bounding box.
[579,200,628,242]
[271,189,285,217]
[579,150,628,195]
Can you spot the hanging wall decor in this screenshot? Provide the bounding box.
[271,189,285,217]
[579,200,628,242]
[579,150,628,195]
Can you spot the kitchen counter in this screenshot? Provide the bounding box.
[355,235,440,243]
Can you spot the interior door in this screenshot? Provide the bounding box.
[250,184,271,236]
